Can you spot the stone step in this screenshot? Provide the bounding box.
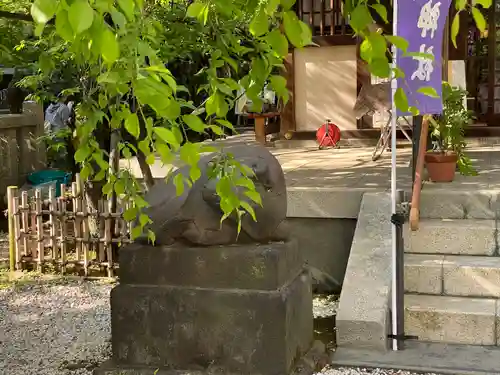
[407,219,497,256]
[405,254,500,297]
[419,190,497,220]
[405,294,499,346]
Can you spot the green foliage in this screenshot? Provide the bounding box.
[429,83,477,176]
[346,0,491,112]
[2,0,312,242]
[2,0,492,241]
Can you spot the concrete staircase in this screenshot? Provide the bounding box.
[405,218,500,346]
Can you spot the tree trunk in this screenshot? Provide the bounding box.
[137,150,155,190]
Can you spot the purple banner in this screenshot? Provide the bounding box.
[396,0,452,115]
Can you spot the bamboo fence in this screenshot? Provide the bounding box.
[6,177,132,277]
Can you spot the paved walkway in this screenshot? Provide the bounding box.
[120,136,500,193]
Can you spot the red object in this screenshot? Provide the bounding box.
[316,121,341,148]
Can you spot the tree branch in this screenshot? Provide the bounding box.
[0,11,33,22]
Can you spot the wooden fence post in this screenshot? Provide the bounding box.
[7,186,18,272]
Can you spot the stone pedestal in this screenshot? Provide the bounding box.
[95,240,314,375]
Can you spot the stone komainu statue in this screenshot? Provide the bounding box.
[139,142,289,246]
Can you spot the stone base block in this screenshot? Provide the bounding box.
[95,341,327,375]
[109,270,313,375]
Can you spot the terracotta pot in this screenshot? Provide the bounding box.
[424,152,458,183]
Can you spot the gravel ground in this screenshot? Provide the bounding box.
[319,368,437,375]
[0,279,112,375]
[0,279,434,375]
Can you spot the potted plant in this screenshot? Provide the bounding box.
[425,82,476,182]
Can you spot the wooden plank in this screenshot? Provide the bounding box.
[21,191,28,257]
[320,0,325,35]
[7,186,18,271]
[330,0,335,35]
[35,189,43,271]
[311,35,356,46]
[59,184,67,274]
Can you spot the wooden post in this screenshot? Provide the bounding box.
[7,186,18,271]
[82,194,90,276]
[71,183,81,261]
[254,117,266,144]
[21,191,29,257]
[35,189,44,272]
[48,186,56,260]
[13,196,22,271]
[410,116,430,231]
[103,204,114,277]
[59,184,67,274]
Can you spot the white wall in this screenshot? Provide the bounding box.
[294,45,358,131]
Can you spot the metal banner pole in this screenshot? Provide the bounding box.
[390,0,399,352]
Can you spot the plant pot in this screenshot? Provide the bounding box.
[424,152,458,183]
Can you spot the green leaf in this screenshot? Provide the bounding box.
[117,0,135,21]
[266,0,281,14]
[369,58,391,78]
[68,0,94,34]
[371,4,388,23]
[245,190,262,206]
[100,28,120,63]
[473,0,492,7]
[455,0,467,10]
[266,30,289,57]
[451,12,461,48]
[385,35,409,54]
[240,201,257,221]
[417,86,440,98]
[147,230,156,245]
[34,22,45,37]
[153,127,180,149]
[216,176,232,197]
[183,114,205,132]
[283,11,309,48]
[209,125,225,135]
[367,33,388,59]
[235,177,255,190]
[250,11,268,37]
[215,82,234,96]
[190,165,201,182]
[299,21,312,47]
[180,142,200,165]
[280,0,296,10]
[98,94,107,108]
[173,174,184,195]
[110,10,127,29]
[206,92,229,117]
[472,7,486,32]
[131,226,142,240]
[405,51,434,60]
[394,88,409,112]
[139,213,150,227]
[114,180,125,195]
[186,2,204,18]
[359,39,372,62]
[350,5,372,33]
[125,113,140,138]
[31,0,57,24]
[55,10,73,41]
[123,207,138,221]
[408,106,420,116]
[393,67,405,79]
[74,146,91,162]
[269,75,289,103]
[216,119,235,130]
